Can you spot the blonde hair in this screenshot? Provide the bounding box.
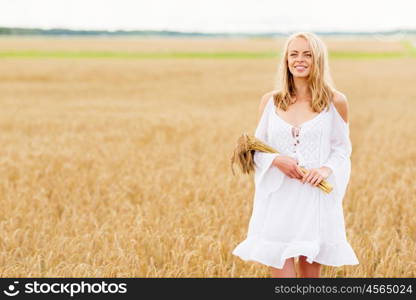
[272,31,335,113]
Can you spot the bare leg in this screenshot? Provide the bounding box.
[297,255,321,278]
[270,257,297,278]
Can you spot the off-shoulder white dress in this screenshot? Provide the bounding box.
[232,95,359,269]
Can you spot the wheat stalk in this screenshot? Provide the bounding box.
[230,132,333,194]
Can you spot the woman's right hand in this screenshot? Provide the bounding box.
[272,155,305,180]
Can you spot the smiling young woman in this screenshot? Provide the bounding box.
[232,32,359,278]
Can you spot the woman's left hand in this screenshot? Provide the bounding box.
[301,166,332,187]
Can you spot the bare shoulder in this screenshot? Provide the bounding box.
[257,90,276,121]
[332,90,349,123]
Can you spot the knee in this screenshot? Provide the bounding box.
[269,258,297,278]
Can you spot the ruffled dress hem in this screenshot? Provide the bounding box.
[232,236,359,269]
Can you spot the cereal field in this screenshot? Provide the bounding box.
[0,36,415,277]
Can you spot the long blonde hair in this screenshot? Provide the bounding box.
[272,32,335,113]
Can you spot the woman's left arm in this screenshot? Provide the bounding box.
[321,93,352,198]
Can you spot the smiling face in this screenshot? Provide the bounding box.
[287,37,313,78]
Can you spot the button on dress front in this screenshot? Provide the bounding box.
[232,96,359,269]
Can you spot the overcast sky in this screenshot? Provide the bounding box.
[0,0,415,33]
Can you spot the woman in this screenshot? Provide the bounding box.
[232,32,359,278]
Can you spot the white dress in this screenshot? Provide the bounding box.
[232,95,359,269]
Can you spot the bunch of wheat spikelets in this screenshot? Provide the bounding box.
[230,132,333,194]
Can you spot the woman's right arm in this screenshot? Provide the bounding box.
[256,92,303,180]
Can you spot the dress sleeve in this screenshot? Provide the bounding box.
[322,104,352,199]
[253,98,285,199]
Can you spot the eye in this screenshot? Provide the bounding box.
[306,54,312,57]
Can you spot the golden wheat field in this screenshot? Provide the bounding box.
[0,36,415,277]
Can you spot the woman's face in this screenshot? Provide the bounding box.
[287,37,312,78]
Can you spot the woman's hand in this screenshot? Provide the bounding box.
[272,156,304,180]
[301,166,332,186]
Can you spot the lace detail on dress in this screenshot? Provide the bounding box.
[296,117,326,167]
[268,97,331,168]
[266,119,294,156]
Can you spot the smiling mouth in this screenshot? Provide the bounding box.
[295,66,307,71]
